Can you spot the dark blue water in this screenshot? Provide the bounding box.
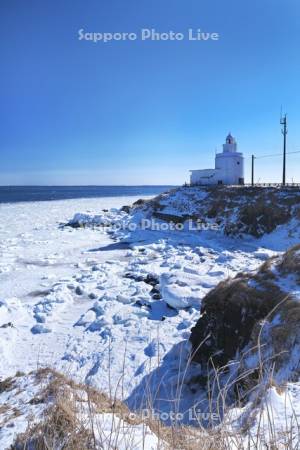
[0,186,175,204]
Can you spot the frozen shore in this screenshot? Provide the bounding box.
[0,193,269,389]
[1,190,300,448]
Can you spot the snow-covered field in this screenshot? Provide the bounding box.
[1,191,300,448]
[0,196,149,380]
[0,196,269,386]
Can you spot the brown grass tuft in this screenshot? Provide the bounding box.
[278,243,300,279]
[0,376,15,394]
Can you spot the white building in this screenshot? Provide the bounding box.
[190,134,244,185]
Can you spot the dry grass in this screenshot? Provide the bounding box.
[13,400,94,450]
[0,404,10,415]
[6,353,300,450]
[278,243,300,279]
[0,376,15,394]
[256,256,277,278]
[271,298,300,363]
[0,407,21,428]
[190,275,285,367]
[4,366,234,450]
[11,368,147,450]
[136,185,300,237]
[238,201,291,237]
[190,243,300,439]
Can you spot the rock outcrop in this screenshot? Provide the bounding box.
[131,185,300,237]
[190,244,300,385]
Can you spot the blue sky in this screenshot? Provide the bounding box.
[1,0,300,185]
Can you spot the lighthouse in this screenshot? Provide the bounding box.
[190,133,244,185]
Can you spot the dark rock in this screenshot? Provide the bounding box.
[144,274,159,286]
[134,300,151,309]
[133,199,146,206]
[124,273,144,282]
[124,273,159,287]
[121,205,131,213]
[66,222,82,229]
[75,286,84,295]
[190,277,284,368]
[0,322,13,329]
[124,272,161,300]
[29,397,45,405]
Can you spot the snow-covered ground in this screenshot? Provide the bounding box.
[0,196,270,386]
[0,369,164,450]
[0,197,148,379]
[1,191,300,448]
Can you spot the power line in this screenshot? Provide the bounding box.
[256,153,282,159]
[247,115,298,184]
[245,150,300,160]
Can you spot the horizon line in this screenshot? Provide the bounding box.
[0,184,178,188]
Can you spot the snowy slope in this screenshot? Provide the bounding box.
[128,185,300,244]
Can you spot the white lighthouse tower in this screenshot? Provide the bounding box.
[190,133,244,185]
[215,133,244,185]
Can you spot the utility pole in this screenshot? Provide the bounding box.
[251,155,255,186]
[280,114,287,186]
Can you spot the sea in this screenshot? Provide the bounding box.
[0,186,175,204]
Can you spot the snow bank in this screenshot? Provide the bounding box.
[67,208,131,229]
